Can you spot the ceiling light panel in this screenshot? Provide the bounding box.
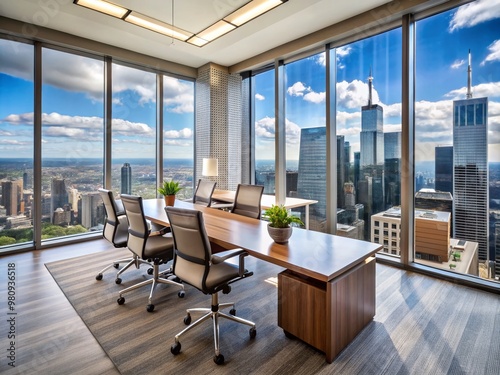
[224,0,285,26]
[125,12,193,41]
[196,20,236,42]
[74,0,129,19]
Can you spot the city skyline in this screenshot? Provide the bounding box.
[254,1,500,162]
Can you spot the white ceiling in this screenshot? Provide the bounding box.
[0,0,391,69]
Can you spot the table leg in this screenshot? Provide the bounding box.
[305,205,310,230]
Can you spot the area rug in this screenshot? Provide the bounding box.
[45,248,348,375]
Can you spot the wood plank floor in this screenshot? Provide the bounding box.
[0,239,499,374]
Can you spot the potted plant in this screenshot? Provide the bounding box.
[157,180,182,206]
[263,204,304,244]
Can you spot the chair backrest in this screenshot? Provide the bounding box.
[231,184,264,219]
[120,194,149,257]
[193,179,216,207]
[98,188,128,247]
[165,207,212,292]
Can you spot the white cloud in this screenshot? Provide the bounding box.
[254,116,301,145]
[163,76,194,113]
[336,79,381,109]
[304,91,325,104]
[445,81,500,100]
[287,81,309,97]
[164,128,193,139]
[451,59,465,69]
[255,93,265,101]
[287,82,325,104]
[482,39,500,65]
[449,0,500,31]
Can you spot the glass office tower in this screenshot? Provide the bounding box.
[453,96,488,261]
[121,163,132,195]
[435,146,453,194]
[297,127,326,228]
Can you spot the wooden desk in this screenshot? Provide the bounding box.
[211,189,318,230]
[143,199,381,362]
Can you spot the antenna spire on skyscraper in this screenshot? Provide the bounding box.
[368,67,373,106]
[467,49,473,99]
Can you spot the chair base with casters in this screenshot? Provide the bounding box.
[171,290,256,365]
[117,257,185,312]
[95,254,151,284]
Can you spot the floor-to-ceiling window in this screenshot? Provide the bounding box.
[162,75,194,200]
[335,29,402,247]
[414,2,500,283]
[40,48,105,241]
[254,69,276,194]
[0,37,195,253]
[285,53,327,231]
[111,63,157,199]
[0,39,34,247]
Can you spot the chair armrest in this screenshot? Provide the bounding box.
[149,226,171,237]
[211,248,249,277]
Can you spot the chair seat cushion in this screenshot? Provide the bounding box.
[205,261,240,292]
[143,235,174,261]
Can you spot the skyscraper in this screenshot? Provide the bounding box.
[435,146,453,194]
[297,127,326,227]
[51,178,68,221]
[337,135,346,208]
[453,51,489,262]
[360,70,384,168]
[1,179,23,216]
[384,131,401,208]
[121,163,132,195]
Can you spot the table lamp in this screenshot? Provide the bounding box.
[202,158,218,177]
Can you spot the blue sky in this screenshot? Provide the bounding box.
[254,0,500,162]
[0,42,194,160]
[1,0,499,163]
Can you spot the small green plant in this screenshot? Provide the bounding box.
[264,204,304,228]
[449,263,456,270]
[452,252,461,261]
[157,180,182,196]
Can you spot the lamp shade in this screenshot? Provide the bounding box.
[202,158,218,177]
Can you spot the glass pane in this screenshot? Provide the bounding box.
[415,3,500,283]
[0,39,34,248]
[41,48,104,242]
[335,29,402,246]
[112,64,156,198]
[254,69,276,194]
[162,75,194,200]
[285,53,326,231]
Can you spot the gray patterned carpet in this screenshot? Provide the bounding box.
[46,248,500,374]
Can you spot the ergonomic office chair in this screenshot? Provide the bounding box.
[230,184,264,219]
[96,188,151,284]
[187,179,216,207]
[117,194,185,312]
[165,206,256,365]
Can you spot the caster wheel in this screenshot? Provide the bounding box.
[115,277,122,285]
[146,304,155,312]
[178,290,185,298]
[117,297,125,305]
[229,308,236,316]
[183,315,191,325]
[147,268,154,275]
[113,263,119,269]
[213,354,225,365]
[95,274,103,281]
[283,330,295,339]
[249,327,256,339]
[171,342,181,355]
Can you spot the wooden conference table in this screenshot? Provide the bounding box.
[143,199,382,363]
[211,189,318,230]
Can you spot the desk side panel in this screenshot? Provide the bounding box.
[326,257,376,363]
